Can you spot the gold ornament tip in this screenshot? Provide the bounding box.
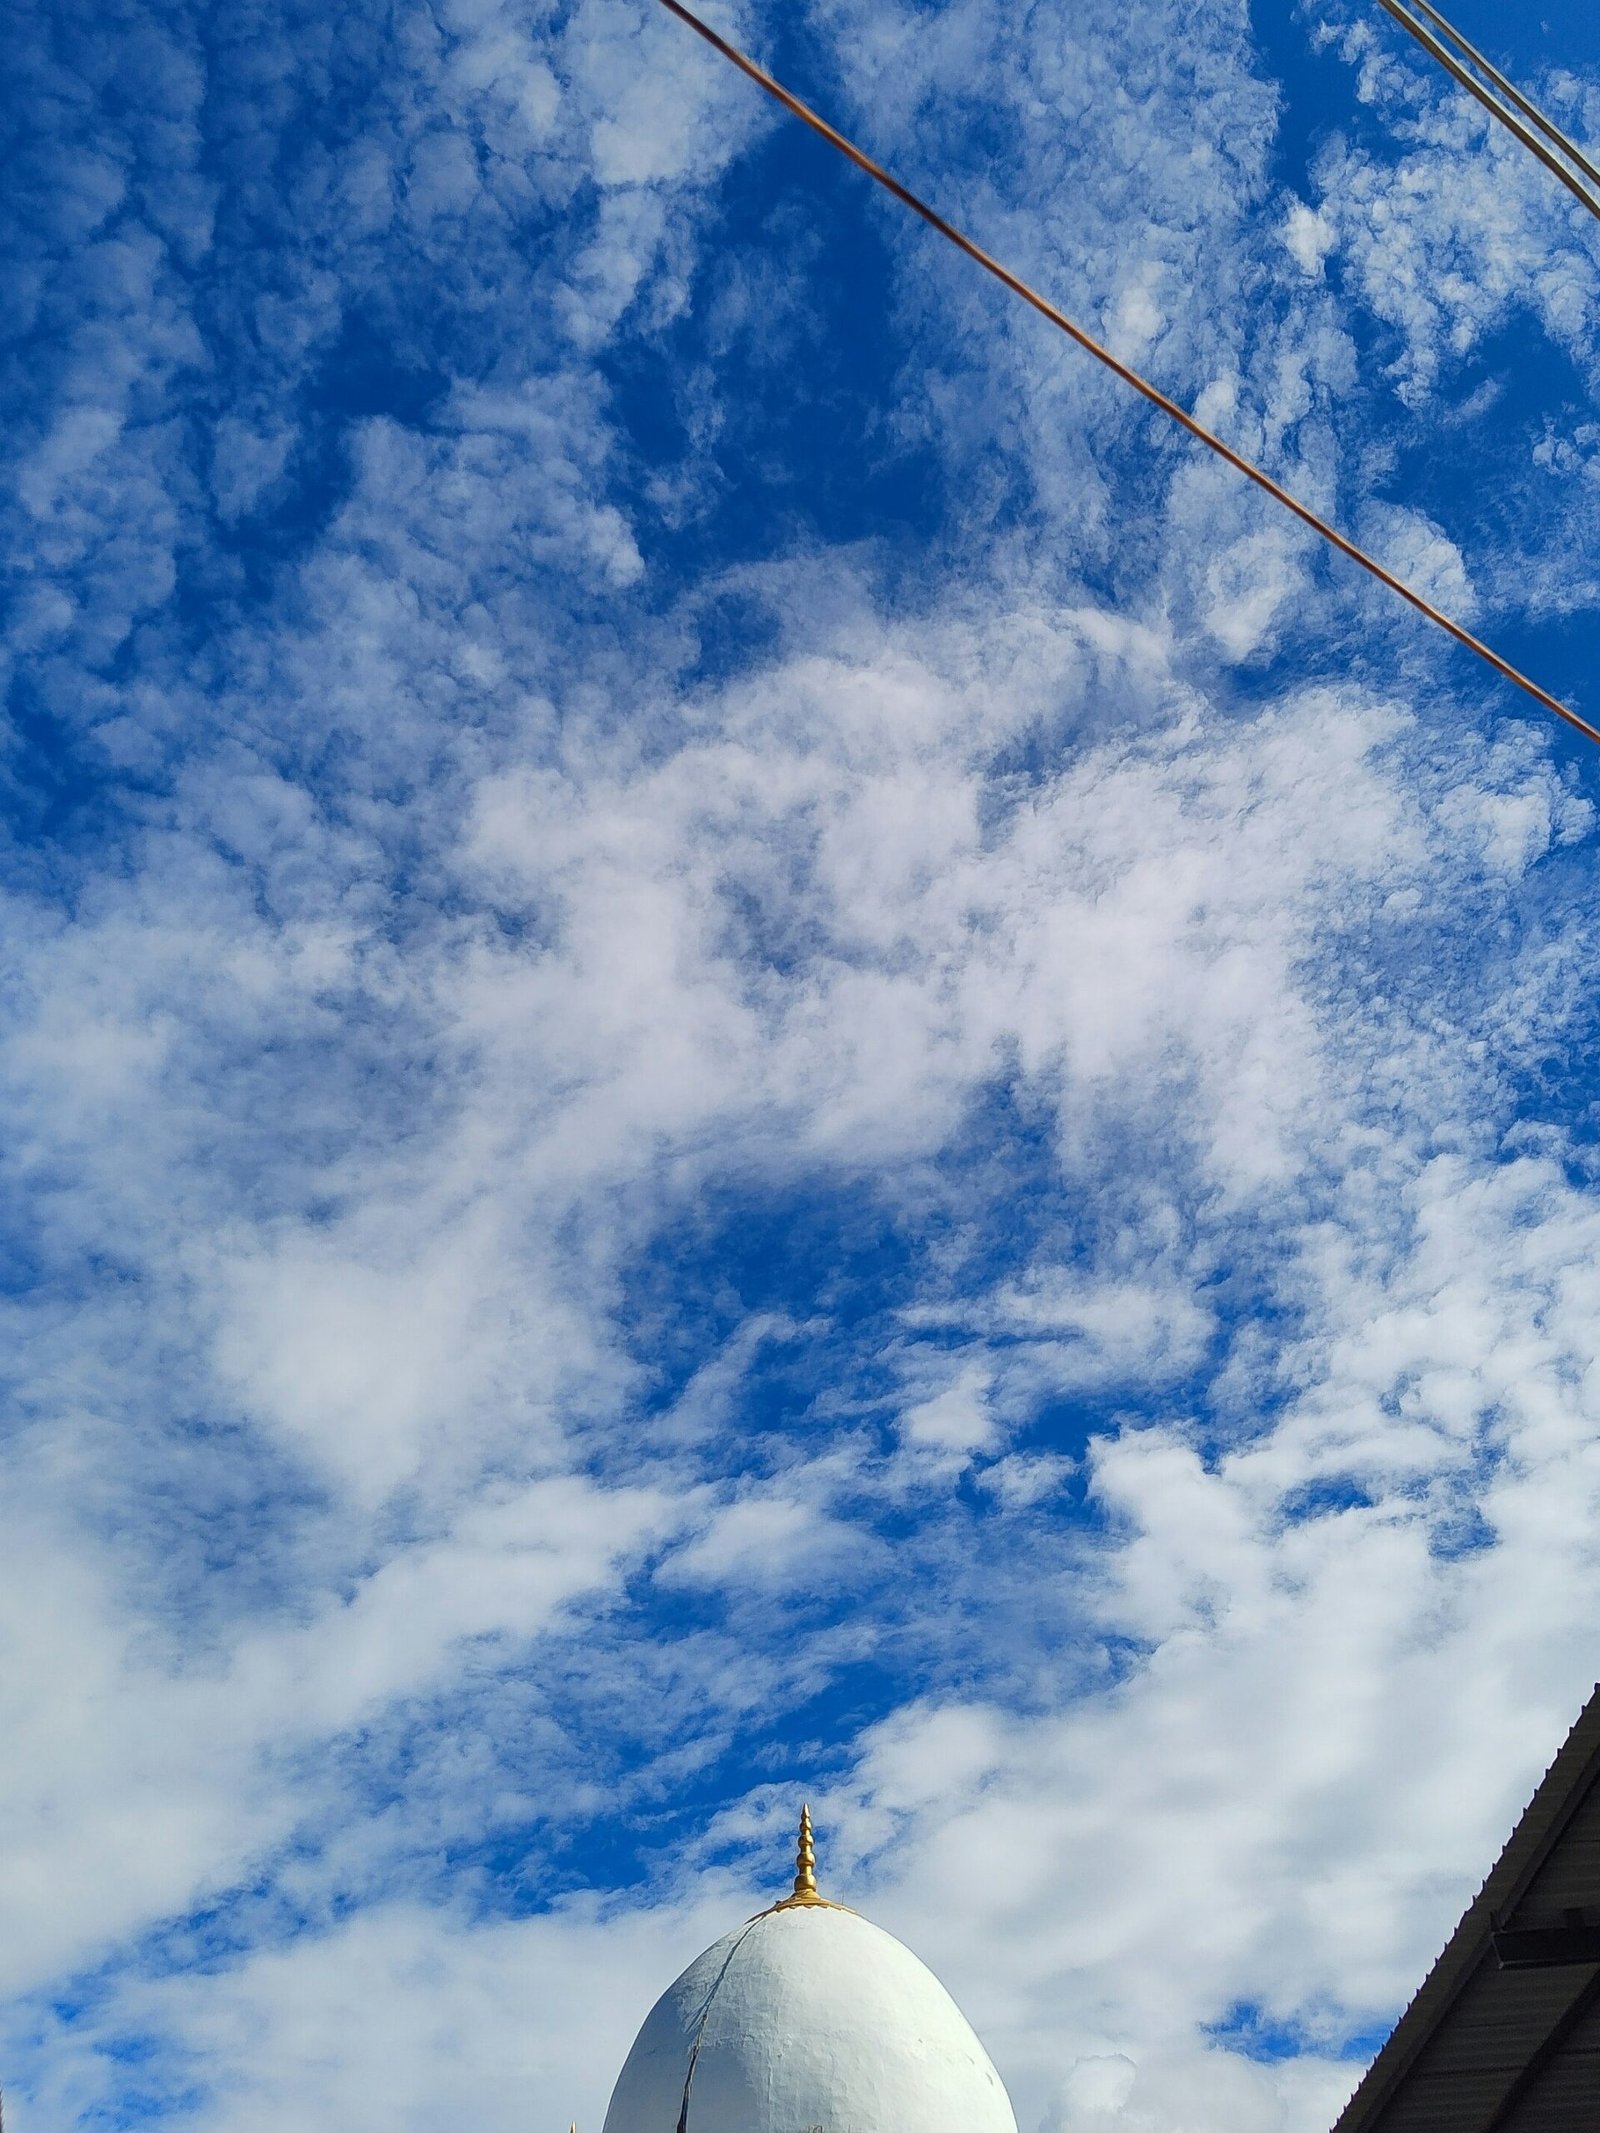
[768,1799,841,1910]
[794,1802,817,1897]
[756,1799,854,1916]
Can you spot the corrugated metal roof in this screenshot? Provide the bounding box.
[1332,1684,1600,2133]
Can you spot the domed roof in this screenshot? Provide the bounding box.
[603,1810,1017,2133]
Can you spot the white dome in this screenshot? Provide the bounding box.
[603,1899,1018,2133]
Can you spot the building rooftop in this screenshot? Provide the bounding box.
[1333,1683,1600,2133]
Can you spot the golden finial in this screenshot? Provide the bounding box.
[760,1799,852,1917]
[771,1801,826,1909]
[794,1802,817,1901]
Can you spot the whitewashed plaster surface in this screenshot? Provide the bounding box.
[602,1902,1020,2133]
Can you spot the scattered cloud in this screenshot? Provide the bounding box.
[4,2,1600,2131]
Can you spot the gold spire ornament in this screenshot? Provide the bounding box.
[793,1802,817,1901]
[771,1801,848,1912]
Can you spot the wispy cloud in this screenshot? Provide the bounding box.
[4,0,1600,2129]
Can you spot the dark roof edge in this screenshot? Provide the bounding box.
[1329,1681,1600,2133]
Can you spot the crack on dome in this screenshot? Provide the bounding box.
[674,1917,762,2133]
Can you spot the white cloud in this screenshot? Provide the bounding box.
[7,1,1600,2130]
[663,1491,865,1588]
[902,1361,1000,1457]
[1282,202,1337,279]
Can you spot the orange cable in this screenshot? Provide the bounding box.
[654,0,1599,750]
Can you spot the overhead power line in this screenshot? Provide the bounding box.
[1372,0,1600,223]
[1403,0,1600,189]
[652,0,1598,750]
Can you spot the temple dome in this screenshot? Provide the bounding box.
[602,1811,1017,2133]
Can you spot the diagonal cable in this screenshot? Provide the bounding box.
[1404,0,1600,191]
[652,0,1598,749]
[1372,0,1600,224]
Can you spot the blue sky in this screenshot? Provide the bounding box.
[5,1,1600,2128]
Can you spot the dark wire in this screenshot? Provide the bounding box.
[1372,0,1600,224]
[652,0,1598,750]
[1405,0,1600,191]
